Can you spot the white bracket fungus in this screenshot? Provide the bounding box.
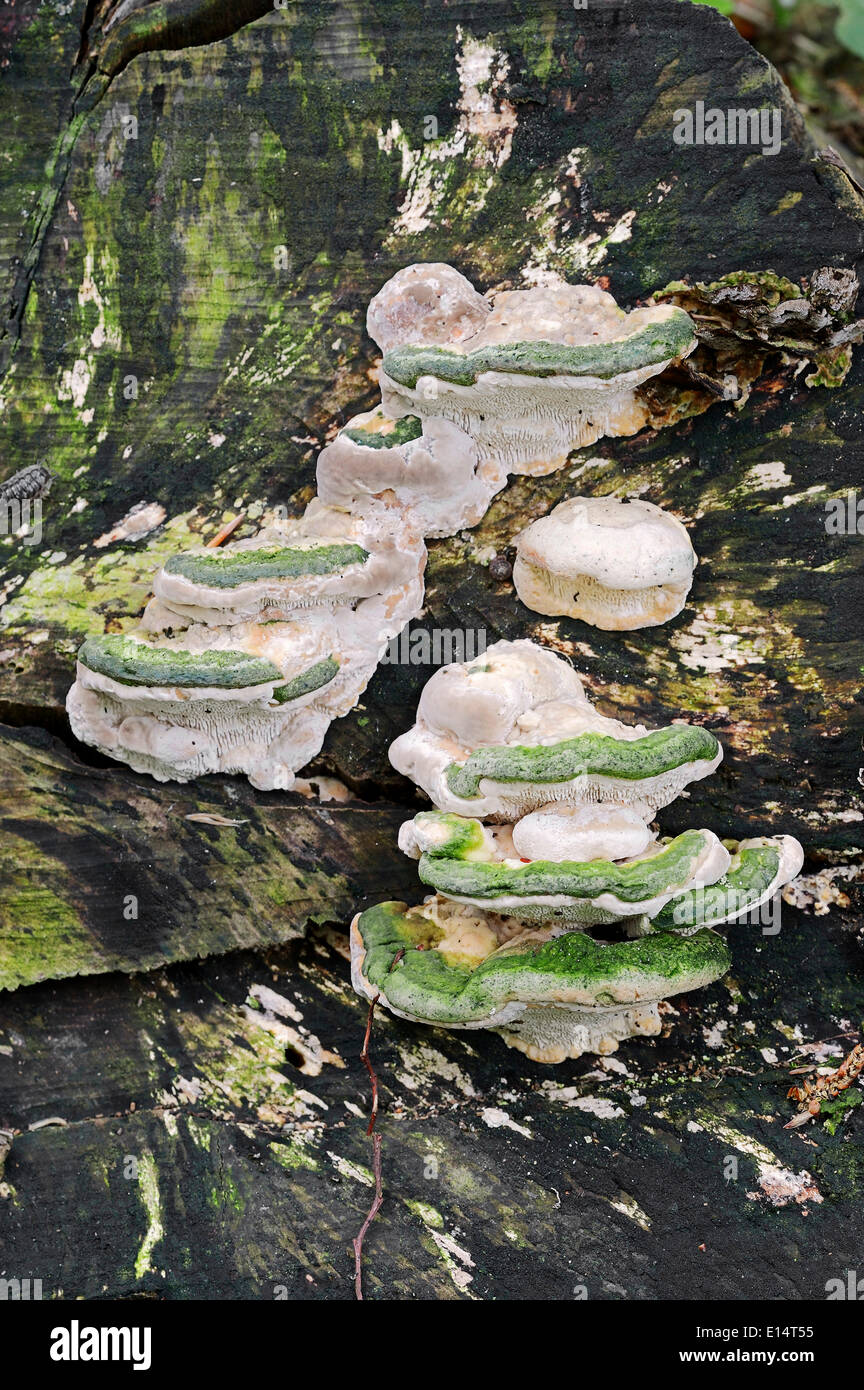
[389,639,723,821]
[316,410,507,537]
[513,495,697,629]
[67,499,425,790]
[369,264,697,476]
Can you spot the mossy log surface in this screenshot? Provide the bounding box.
[0,724,417,992]
[0,0,863,1298]
[1,910,863,1300]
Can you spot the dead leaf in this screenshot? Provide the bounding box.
[783,1111,814,1130]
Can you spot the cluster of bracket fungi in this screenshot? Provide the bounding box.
[68,263,805,1062]
[355,639,803,1062]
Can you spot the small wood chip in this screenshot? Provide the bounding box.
[206,514,245,547]
[184,813,248,827]
[783,1111,814,1131]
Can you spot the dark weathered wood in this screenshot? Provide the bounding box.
[0,911,862,1300]
[0,724,417,991]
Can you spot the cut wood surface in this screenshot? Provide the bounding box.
[0,0,862,1298]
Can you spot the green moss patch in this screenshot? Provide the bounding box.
[341,414,423,448]
[271,656,339,703]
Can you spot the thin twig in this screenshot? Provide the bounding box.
[352,948,404,1299]
[361,993,381,1138]
[353,1133,383,1300]
[818,147,864,200]
[206,513,245,547]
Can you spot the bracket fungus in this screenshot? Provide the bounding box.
[316,410,507,536]
[144,500,425,629]
[653,836,805,932]
[398,810,732,926]
[351,897,731,1064]
[389,639,723,821]
[369,264,697,476]
[510,802,656,864]
[67,500,426,790]
[513,496,697,629]
[51,251,810,1069]
[68,626,341,790]
[351,637,803,1062]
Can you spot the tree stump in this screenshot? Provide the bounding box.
[0,0,862,1300]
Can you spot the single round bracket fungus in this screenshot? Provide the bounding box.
[389,639,722,820]
[369,267,697,476]
[350,897,731,1063]
[513,496,697,629]
[316,410,507,537]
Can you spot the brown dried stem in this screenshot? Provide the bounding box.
[352,948,404,1299]
[352,1132,383,1301]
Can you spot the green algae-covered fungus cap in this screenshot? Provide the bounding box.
[351,900,730,1027]
[162,542,369,590]
[413,816,723,905]
[445,723,721,800]
[270,655,340,703]
[340,414,423,450]
[382,308,696,389]
[78,634,285,689]
[653,835,805,931]
[399,811,730,925]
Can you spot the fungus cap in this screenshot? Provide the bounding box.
[414,638,589,747]
[511,803,656,863]
[399,810,731,925]
[654,835,805,931]
[390,639,722,820]
[366,263,490,353]
[67,619,348,790]
[372,267,697,475]
[513,495,697,629]
[316,411,506,537]
[350,896,730,1063]
[67,498,429,792]
[149,498,425,628]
